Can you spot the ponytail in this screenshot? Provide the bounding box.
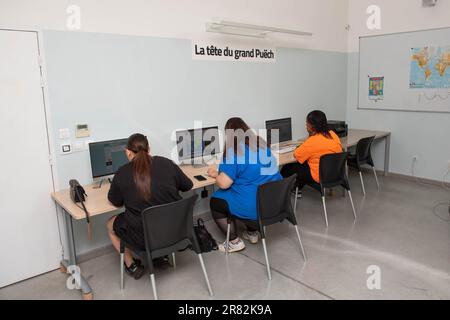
[127,134,152,201]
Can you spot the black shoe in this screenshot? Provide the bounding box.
[153,256,171,268]
[125,261,145,280]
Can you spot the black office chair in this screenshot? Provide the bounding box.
[225,175,307,280]
[294,152,357,228]
[119,195,213,300]
[347,136,380,196]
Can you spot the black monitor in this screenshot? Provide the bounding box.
[265,118,292,145]
[175,126,220,162]
[89,138,129,178]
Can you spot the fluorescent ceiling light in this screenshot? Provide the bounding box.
[206,20,313,38]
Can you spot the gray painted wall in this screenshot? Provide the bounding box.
[43,30,348,254]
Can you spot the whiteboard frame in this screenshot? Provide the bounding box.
[357,26,450,114]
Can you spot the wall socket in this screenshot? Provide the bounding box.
[412,155,418,162]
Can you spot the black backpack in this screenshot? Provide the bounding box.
[192,218,218,253]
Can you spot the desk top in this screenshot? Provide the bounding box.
[52,129,390,220]
[276,129,390,166]
[51,165,218,220]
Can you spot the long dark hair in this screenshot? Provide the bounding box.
[306,110,331,139]
[223,117,267,157]
[127,133,152,201]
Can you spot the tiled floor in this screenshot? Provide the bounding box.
[1,172,449,300]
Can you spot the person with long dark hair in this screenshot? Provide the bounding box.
[107,133,193,279]
[281,110,342,190]
[207,118,282,253]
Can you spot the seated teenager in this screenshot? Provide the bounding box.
[207,117,282,253]
[107,133,193,279]
[281,110,342,191]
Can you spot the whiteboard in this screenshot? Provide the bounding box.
[358,27,450,113]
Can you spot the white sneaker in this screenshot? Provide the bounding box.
[242,231,259,244]
[218,238,246,253]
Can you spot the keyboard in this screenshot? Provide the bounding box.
[275,146,297,154]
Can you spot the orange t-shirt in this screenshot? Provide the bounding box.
[294,131,342,183]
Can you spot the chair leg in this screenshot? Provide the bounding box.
[261,238,272,280]
[321,196,329,228]
[225,222,231,255]
[171,252,176,269]
[198,254,214,296]
[294,225,307,261]
[347,190,357,220]
[120,253,124,290]
[150,274,158,300]
[294,187,299,212]
[373,167,380,191]
[359,171,366,196]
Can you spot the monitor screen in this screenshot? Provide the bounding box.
[89,138,129,178]
[176,126,220,161]
[265,118,292,145]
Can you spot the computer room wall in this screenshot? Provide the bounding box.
[42,31,348,255]
[346,0,450,182]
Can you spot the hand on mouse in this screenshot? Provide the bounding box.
[207,166,218,178]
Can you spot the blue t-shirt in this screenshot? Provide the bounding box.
[212,144,282,220]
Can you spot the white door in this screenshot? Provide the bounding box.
[0,30,60,287]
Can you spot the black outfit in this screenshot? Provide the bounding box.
[280,162,316,189]
[210,197,259,241]
[108,156,193,250]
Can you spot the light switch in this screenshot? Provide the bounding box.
[59,128,70,139]
[73,141,84,152]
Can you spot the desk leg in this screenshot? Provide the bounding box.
[384,134,391,176]
[61,208,93,300]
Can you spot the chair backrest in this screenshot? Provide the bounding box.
[141,195,198,255]
[319,152,349,189]
[356,136,375,165]
[256,175,297,227]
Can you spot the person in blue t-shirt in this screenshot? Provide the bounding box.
[207,117,282,253]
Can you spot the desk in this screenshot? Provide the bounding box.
[51,165,216,299]
[276,129,391,175]
[51,129,390,299]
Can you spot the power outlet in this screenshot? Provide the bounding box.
[412,155,418,162]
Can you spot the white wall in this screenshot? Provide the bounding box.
[0,0,349,52]
[346,0,450,181]
[347,0,450,52]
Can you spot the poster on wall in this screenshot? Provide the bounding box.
[410,46,450,89]
[368,76,384,101]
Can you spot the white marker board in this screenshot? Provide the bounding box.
[358,27,450,113]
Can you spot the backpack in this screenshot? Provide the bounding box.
[192,218,218,253]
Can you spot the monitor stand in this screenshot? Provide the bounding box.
[187,155,219,168]
[93,177,112,189]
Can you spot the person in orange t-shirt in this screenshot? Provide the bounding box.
[281,110,342,189]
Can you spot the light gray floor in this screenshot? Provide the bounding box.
[1,172,449,300]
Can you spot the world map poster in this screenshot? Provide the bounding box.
[410,46,450,89]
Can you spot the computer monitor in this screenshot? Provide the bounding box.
[175,126,220,164]
[89,138,129,178]
[265,118,292,145]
